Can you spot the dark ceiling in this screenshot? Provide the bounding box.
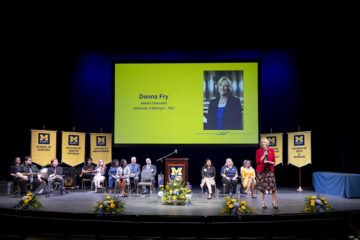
[6,7,358,52]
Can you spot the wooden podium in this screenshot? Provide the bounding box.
[165,158,188,184]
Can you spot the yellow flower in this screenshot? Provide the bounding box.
[172,195,177,200]
[305,196,310,199]
[310,200,315,207]
[226,201,230,205]
[311,196,317,199]
[229,204,233,209]
[27,192,32,196]
[110,203,116,208]
[320,197,325,201]
[99,204,103,209]
[241,201,246,206]
[28,197,32,201]
[24,199,29,204]
[241,205,246,210]
[33,204,38,209]
[231,199,237,202]
[105,195,111,200]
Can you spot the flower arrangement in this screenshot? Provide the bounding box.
[94,195,125,214]
[159,177,192,205]
[304,195,334,213]
[222,197,254,215]
[16,192,41,210]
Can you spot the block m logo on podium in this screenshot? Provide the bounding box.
[165,158,188,184]
[170,166,183,179]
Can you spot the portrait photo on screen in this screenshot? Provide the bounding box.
[203,71,244,130]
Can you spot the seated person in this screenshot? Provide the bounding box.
[200,159,216,199]
[220,158,238,196]
[93,159,106,192]
[10,157,21,180]
[108,159,119,194]
[46,158,65,197]
[241,160,256,198]
[141,158,157,194]
[116,159,130,197]
[15,156,43,195]
[128,156,141,193]
[82,157,96,179]
[10,157,21,193]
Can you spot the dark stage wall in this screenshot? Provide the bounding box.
[4,46,355,188]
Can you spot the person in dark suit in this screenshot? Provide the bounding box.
[46,158,65,197]
[128,156,141,193]
[205,76,243,130]
[141,158,157,194]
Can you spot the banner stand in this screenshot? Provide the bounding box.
[287,127,312,192]
[297,168,303,192]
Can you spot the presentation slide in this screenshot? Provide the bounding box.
[114,62,259,144]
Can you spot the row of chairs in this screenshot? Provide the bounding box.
[81,178,154,195]
[82,179,246,197]
[200,180,247,198]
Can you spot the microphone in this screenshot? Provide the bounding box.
[175,149,178,154]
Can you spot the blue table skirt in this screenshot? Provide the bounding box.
[313,172,360,198]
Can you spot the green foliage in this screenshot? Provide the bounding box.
[94,195,125,214]
[16,192,42,210]
[159,177,192,205]
[222,197,254,215]
[304,196,334,213]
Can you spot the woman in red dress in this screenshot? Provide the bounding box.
[255,138,278,209]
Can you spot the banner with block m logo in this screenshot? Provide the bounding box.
[62,131,86,166]
[90,133,112,165]
[31,129,57,166]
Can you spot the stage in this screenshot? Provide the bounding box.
[1,187,360,215]
[1,187,360,239]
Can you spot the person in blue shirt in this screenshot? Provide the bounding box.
[108,159,119,194]
[221,158,238,196]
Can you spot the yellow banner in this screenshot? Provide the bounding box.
[61,131,86,166]
[287,131,312,168]
[260,133,283,166]
[90,133,112,165]
[31,129,57,166]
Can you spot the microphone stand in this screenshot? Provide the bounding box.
[156,150,177,175]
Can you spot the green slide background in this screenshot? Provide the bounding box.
[114,62,258,144]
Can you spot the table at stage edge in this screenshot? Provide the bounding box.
[312,171,360,198]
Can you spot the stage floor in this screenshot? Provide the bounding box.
[1,187,359,216]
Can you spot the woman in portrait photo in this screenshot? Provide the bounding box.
[205,76,243,130]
